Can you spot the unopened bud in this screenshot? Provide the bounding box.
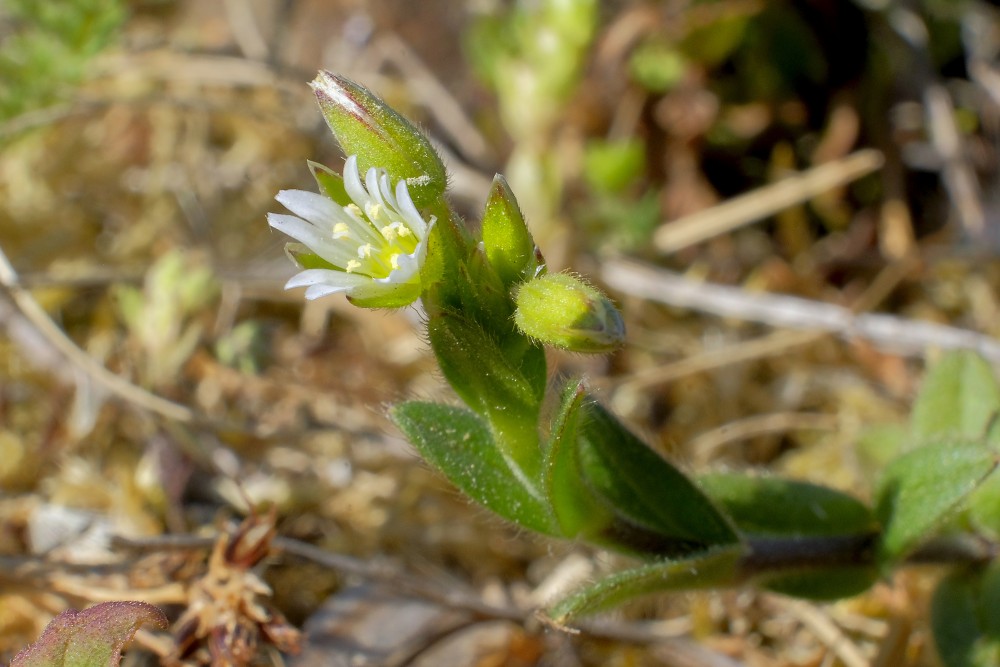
[481,175,539,288]
[514,273,624,353]
[311,71,446,206]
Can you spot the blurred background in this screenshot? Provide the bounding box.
[2,0,1000,664]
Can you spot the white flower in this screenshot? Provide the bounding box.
[268,155,434,305]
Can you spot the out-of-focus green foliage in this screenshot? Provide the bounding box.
[464,0,598,237]
[0,0,126,122]
[932,564,1000,667]
[115,250,218,387]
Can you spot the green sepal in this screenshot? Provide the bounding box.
[427,312,543,478]
[420,204,474,310]
[543,379,611,538]
[876,440,998,566]
[285,243,339,271]
[576,401,739,556]
[391,401,557,536]
[931,564,1000,667]
[346,282,422,309]
[310,71,447,206]
[481,174,538,288]
[547,546,743,623]
[307,160,351,206]
[698,472,877,537]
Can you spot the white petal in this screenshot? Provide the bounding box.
[389,253,420,282]
[268,214,355,267]
[276,189,341,227]
[303,283,351,300]
[394,180,426,237]
[365,167,386,210]
[278,189,382,245]
[284,268,366,287]
[378,171,398,210]
[342,156,369,208]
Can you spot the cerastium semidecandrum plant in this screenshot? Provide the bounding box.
[267,71,1000,662]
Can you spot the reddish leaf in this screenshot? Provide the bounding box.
[12,601,167,667]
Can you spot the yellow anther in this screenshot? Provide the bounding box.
[366,203,382,221]
[332,222,349,238]
[358,244,373,258]
[390,254,400,270]
[345,259,361,273]
[345,203,362,217]
[396,226,411,237]
[381,225,397,241]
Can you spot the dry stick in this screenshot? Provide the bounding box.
[602,258,1000,365]
[611,328,823,394]
[924,83,986,238]
[652,149,884,254]
[374,35,494,168]
[0,243,195,423]
[610,256,918,396]
[222,0,270,61]
[687,411,841,463]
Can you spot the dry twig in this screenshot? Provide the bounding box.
[602,258,1000,365]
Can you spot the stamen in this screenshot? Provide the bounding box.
[390,254,400,270]
[381,225,397,241]
[345,259,361,273]
[332,222,350,239]
[345,203,363,217]
[358,244,373,258]
[366,203,382,221]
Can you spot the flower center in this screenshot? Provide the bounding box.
[337,206,419,279]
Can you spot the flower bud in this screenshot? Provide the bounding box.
[481,174,540,288]
[311,71,446,206]
[514,273,624,353]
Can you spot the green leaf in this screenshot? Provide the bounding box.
[548,546,742,622]
[698,472,877,537]
[912,351,1000,445]
[391,401,557,536]
[698,473,878,600]
[931,565,1000,667]
[761,567,877,601]
[543,380,611,538]
[876,441,997,565]
[12,602,167,667]
[576,402,739,556]
[481,175,537,288]
[855,423,908,478]
[969,473,1000,541]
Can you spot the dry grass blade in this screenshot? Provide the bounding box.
[0,241,195,424]
[652,149,884,254]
